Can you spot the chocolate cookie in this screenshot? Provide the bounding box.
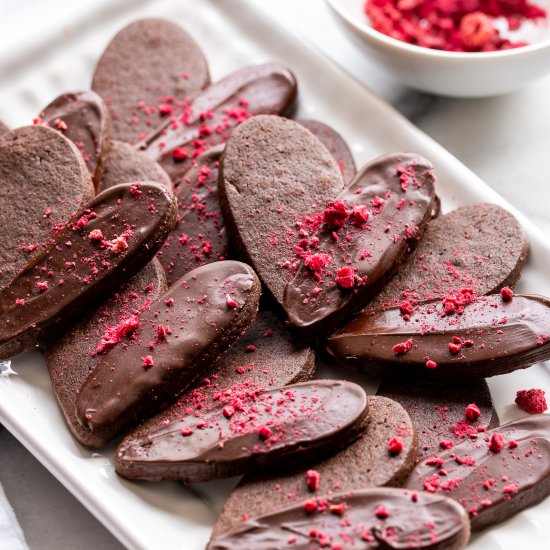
[325,293,550,380]
[40,90,111,188]
[212,396,417,538]
[99,140,173,193]
[0,182,177,359]
[367,202,529,311]
[44,259,167,448]
[116,380,369,483]
[405,413,550,531]
[0,125,94,290]
[138,64,298,183]
[378,379,499,462]
[208,488,470,550]
[157,145,226,285]
[220,115,436,338]
[92,18,210,144]
[75,261,261,446]
[298,120,356,185]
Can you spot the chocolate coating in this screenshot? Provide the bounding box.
[298,119,356,185]
[40,90,111,188]
[116,380,368,483]
[0,125,94,290]
[326,294,550,380]
[92,18,209,144]
[212,396,417,538]
[138,64,298,182]
[378,379,499,461]
[0,182,177,359]
[76,261,261,444]
[208,488,470,550]
[99,140,173,193]
[405,413,550,531]
[157,145,228,285]
[44,259,167,448]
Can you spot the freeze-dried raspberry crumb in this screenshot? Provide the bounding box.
[515,388,547,414]
[335,266,355,289]
[388,437,403,454]
[303,499,317,513]
[425,359,438,369]
[306,470,320,492]
[181,426,193,436]
[226,295,237,308]
[489,432,505,453]
[172,146,189,161]
[88,229,104,241]
[257,425,272,439]
[141,355,154,368]
[375,504,389,519]
[500,287,514,302]
[393,338,413,355]
[323,200,350,229]
[465,403,481,421]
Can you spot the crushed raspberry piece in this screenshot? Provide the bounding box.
[95,314,140,355]
[257,425,272,439]
[392,338,413,355]
[246,344,256,352]
[515,388,547,414]
[36,281,48,292]
[181,426,193,436]
[335,266,355,289]
[222,405,235,418]
[109,235,128,254]
[464,403,481,422]
[375,504,389,519]
[88,229,104,241]
[500,287,514,302]
[303,499,318,513]
[439,440,453,449]
[425,359,438,369]
[158,103,173,116]
[448,342,461,354]
[323,200,350,229]
[172,146,189,161]
[350,205,369,226]
[226,295,237,308]
[141,355,154,368]
[489,432,505,453]
[508,440,518,449]
[306,470,321,492]
[388,437,403,454]
[329,503,346,516]
[304,253,331,277]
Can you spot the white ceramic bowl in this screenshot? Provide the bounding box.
[326,0,550,97]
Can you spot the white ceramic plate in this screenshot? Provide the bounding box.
[0,0,549,548]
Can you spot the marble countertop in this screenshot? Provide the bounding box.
[0,1,549,548]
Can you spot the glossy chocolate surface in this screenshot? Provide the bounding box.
[41,90,111,187]
[207,487,470,549]
[76,261,260,440]
[326,293,550,380]
[405,414,550,531]
[282,152,436,336]
[138,63,297,181]
[116,380,368,483]
[0,182,176,358]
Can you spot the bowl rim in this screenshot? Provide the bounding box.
[326,0,550,61]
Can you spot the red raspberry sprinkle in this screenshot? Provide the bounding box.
[515,388,547,414]
[172,146,189,161]
[36,281,48,292]
[375,504,389,519]
[500,287,514,302]
[388,437,403,454]
[465,403,481,422]
[303,499,318,514]
[329,503,346,516]
[306,470,321,492]
[181,426,193,436]
[439,440,453,449]
[392,338,413,355]
[158,103,173,116]
[425,359,438,369]
[448,342,462,354]
[489,432,505,453]
[335,266,355,289]
[226,295,237,308]
[323,200,350,229]
[257,425,272,439]
[88,229,104,241]
[141,355,154,368]
[222,405,235,418]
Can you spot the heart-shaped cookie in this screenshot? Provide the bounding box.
[0,125,94,290]
[44,259,167,448]
[219,115,436,338]
[92,18,210,144]
[39,90,111,189]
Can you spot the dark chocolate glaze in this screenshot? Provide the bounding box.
[157,145,229,286]
[0,182,176,359]
[378,379,499,461]
[282,152,436,338]
[298,120,356,185]
[115,380,368,483]
[207,487,470,550]
[41,90,111,188]
[326,294,550,380]
[405,413,550,531]
[138,63,297,182]
[76,261,261,442]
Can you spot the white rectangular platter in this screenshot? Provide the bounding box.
[0,0,549,549]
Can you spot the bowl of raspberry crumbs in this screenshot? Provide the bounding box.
[327,0,550,96]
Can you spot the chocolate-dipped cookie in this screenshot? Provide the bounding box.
[40,90,111,188]
[75,261,261,446]
[220,115,436,338]
[298,119,356,185]
[44,259,167,448]
[116,380,369,483]
[138,64,298,183]
[0,182,177,359]
[0,125,94,290]
[405,413,550,531]
[326,293,550,380]
[99,140,173,193]
[208,487,470,550]
[92,18,210,144]
[212,396,417,538]
[378,379,499,461]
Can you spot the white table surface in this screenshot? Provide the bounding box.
[0,1,549,548]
